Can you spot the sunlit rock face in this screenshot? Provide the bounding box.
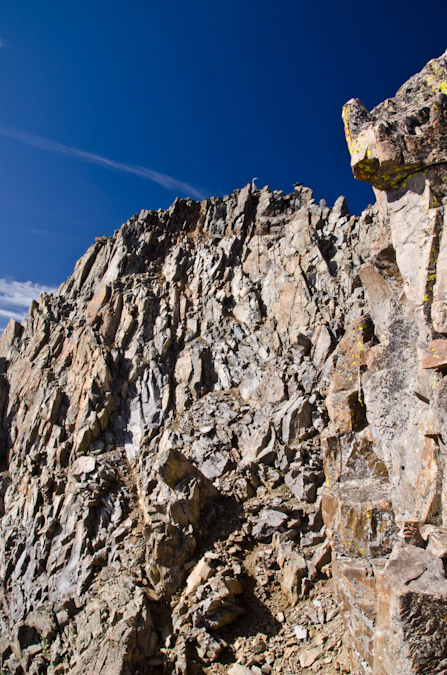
[343,50,447,191]
[322,49,447,674]
[0,182,365,674]
[2,50,447,675]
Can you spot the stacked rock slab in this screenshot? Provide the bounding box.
[324,48,447,673]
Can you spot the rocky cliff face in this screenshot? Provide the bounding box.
[1,51,447,675]
[334,50,447,674]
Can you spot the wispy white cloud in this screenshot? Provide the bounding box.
[0,126,207,200]
[0,308,23,320]
[0,39,10,48]
[0,278,56,307]
[26,227,54,238]
[0,278,57,332]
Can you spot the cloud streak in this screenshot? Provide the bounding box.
[0,278,57,332]
[0,126,207,200]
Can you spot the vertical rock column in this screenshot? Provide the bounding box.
[324,49,447,674]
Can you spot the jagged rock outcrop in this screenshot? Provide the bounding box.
[0,183,362,674]
[1,49,447,675]
[323,48,447,674]
[343,52,447,191]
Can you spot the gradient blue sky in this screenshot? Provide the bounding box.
[0,1,446,329]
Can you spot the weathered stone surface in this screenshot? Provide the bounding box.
[227,665,253,675]
[373,544,447,675]
[299,646,320,668]
[2,50,447,675]
[422,339,447,368]
[251,509,288,541]
[273,533,308,602]
[323,480,397,558]
[184,557,215,597]
[324,48,447,675]
[432,210,447,333]
[343,50,447,190]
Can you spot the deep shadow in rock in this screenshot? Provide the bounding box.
[0,357,11,471]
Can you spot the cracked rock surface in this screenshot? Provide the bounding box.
[2,50,447,675]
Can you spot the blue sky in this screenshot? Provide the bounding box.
[0,1,446,330]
